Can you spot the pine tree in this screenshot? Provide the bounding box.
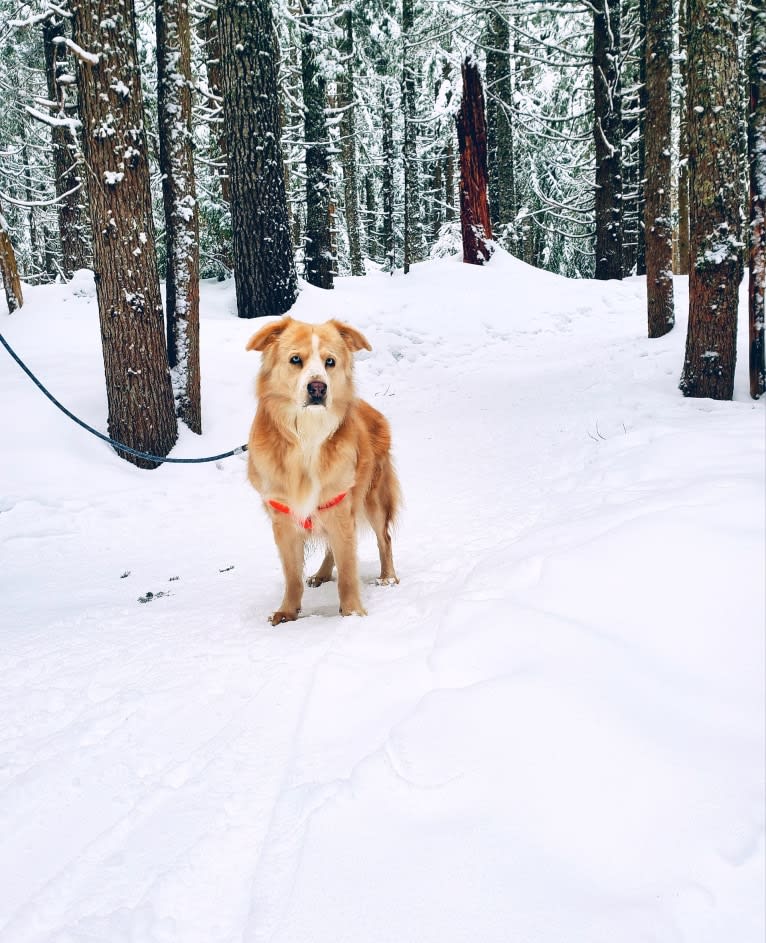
[70,0,177,467]
[676,0,691,274]
[680,0,742,400]
[218,0,298,316]
[301,0,334,289]
[42,17,89,278]
[337,8,365,277]
[381,77,396,273]
[593,0,623,279]
[644,0,674,337]
[748,0,766,399]
[156,0,201,433]
[485,5,515,240]
[402,0,424,273]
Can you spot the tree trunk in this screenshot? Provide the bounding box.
[635,0,647,276]
[0,200,24,312]
[749,2,766,399]
[402,0,424,273]
[680,0,742,400]
[197,10,230,205]
[364,173,377,261]
[644,0,675,337]
[301,0,334,289]
[593,0,623,279]
[456,58,493,266]
[156,0,201,433]
[676,0,691,274]
[382,79,395,274]
[445,132,455,223]
[42,18,89,279]
[70,0,177,468]
[485,6,515,240]
[337,9,364,277]
[218,0,298,316]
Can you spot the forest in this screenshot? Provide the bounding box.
[0,0,764,464]
[1,4,764,935]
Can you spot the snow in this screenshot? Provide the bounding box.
[1,250,764,943]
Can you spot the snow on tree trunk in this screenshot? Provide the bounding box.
[593,0,623,280]
[680,0,742,401]
[301,0,334,290]
[382,79,395,274]
[676,0,691,275]
[485,7,515,241]
[456,58,493,266]
[644,0,675,338]
[197,10,230,206]
[635,0,647,277]
[217,0,298,316]
[402,0,424,274]
[748,2,766,399]
[156,0,201,434]
[70,0,177,468]
[0,201,23,313]
[337,9,364,278]
[42,18,90,279]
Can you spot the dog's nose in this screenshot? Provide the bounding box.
[307,380,327,401]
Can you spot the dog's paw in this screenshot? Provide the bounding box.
[375,576,399,586]
[306,574,333,588]
[339,604,368,617]
[270,609,299,625]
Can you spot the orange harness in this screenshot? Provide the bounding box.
[267,492,348,531]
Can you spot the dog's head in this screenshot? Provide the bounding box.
[246,317,371,418]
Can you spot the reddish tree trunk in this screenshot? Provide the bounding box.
[456,58,493,265]
[0,201,24,313]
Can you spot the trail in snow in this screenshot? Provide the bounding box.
[0,252,763,943]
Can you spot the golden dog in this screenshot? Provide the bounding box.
[246,317,400,624]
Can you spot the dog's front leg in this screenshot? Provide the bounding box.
[271,518,306,624]
[325,510,367,617]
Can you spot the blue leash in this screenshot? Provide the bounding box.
[0,331,248,464]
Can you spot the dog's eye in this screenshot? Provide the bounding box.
[289,355,303,366]
[325,357,335,368]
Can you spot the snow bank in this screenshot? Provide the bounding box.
[0,251,763,942]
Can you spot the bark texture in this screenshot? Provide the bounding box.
[70,0,177,468]
[485,7,515,237]
[0,200,24,312]
[42,18,89,278]
[680,0,742,400]
[644,0,675,337]
[218,0,298,316]
[593,0,623,279]
[301,0,334,289]
[156,0,201,433]
[456,59,493,266]
[749,2,766,399]
[676,0,691,273]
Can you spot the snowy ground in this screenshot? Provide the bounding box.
[1,250,764,943]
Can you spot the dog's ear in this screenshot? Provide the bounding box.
[246,317,292,352]
[330,320,372,353]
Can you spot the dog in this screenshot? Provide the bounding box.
[245,317,400,624]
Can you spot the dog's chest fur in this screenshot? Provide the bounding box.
[288,407,341,518]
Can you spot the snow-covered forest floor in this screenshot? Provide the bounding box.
[1,250,764,943]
